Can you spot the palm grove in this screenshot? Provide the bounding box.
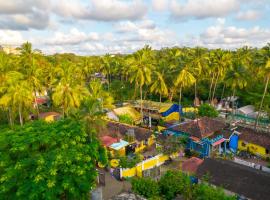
[1,42,270,127]
[0,42,270,199]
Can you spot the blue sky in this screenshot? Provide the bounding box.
[0,0,269,55]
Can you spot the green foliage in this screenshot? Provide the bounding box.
[192,184,236,200]
[131,177,160,199]
[131,170,236,200]
[118,114,134,125]
[198,104,219,118]
[159,170,191,200]
[118,154,142,168]
[0,119,107,199]
[159,136,186,156]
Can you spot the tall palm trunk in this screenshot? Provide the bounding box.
[179,86,182,121]
[19,104,23,126]
[255,75,269,129]
[211,72,220,103]
[194,81,197,100]
[221,84,226,100]
[232,88,236,121]
[34,90,40,117]
[208,73,215,102]
[140,85,143,122]
[8,107,13,126]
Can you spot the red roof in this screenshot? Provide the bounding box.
[35,97,48,104]
[182,157,203,174]
[100,136,118,147]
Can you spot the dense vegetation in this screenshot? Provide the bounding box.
[131,170,236,200]
[0,119,107,199]
[1,42,269,127]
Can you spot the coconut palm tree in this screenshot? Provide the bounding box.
[175,66,196,106]
[0,78,33,126]
[126,45,154,121]
[150,71,168,103]
[255,57,270,128]
[52,62,88,117]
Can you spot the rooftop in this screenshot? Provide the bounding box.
[170,117,227,139]
[104,121,152,142]
[39,112,61,119]
[197,158,270,200]
[182,157,203,174]
[236,126,270,149]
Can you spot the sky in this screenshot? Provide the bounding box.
[0,0,269,55]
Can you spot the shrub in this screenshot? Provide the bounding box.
[198,104,219,118]
[131,177,160,199]
[119,114,134,125]
[119,154,141,168]
[159,170,191,200]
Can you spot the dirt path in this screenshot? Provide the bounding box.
[101,171,131,200]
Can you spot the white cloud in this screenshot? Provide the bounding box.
[0,30,25,45]
[170,0,240,20]
[198,21,270,48]
[236,10,261,21]
[52,0,148,21]
[152,0,168,11]
[44,28,99,45]
[115,20,156,33]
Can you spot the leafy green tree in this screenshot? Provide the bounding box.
[0,118,107,200]
[192,183,236,200]
[131,177,160,199]
[159,170,191,200]
[198,104,219,118]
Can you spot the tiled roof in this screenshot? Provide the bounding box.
[197,158,270,200]
[170,117,227,139]
[105,121,152,141]
[236,126,270,149]
[100,136,119,147]
[182,157,203,174]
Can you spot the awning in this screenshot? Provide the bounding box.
[212,138,225,146]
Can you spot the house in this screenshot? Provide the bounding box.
[197,158,270,200]
[106,106,141,124]
[236,126,270,158]
[182,157,203,174]
[105,121,155,154]
[236,105,255,116]
[100,136,128,157]
[165,117,229,157]
[39,112,61,122]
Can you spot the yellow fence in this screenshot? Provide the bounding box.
[120,154,171,178]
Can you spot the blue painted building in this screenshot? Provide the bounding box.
[163,117,238,157]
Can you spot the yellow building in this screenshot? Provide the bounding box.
[39,112,61,122]
[106,106,141,124]
[237,127,270,159]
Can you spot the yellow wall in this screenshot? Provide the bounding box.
[121,154,170,178]
[238,140,269,158]
[44,115,55,122]
[109,147,126,157]
[134,135,155,153]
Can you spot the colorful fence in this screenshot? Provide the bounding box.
[120,154,172,178]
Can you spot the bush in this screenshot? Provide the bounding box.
[192,183,236,200]
[159,170,191,200]
[119,154,141,168]
[198,104,219,118]
[118,114,134,125]
[131,177,160,199]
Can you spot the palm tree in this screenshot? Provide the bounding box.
[225,64,248,115]
[150,71,168,104]
[175,67,196,106]
[255,58,270,128]
[0,79,33,126]
[210,49,232,103]
[52,62,88,116]
[126,45,154,121]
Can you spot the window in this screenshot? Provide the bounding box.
[242,142,246,147]
[266,149,269,154]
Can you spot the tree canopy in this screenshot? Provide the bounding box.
[0,119,107,199]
